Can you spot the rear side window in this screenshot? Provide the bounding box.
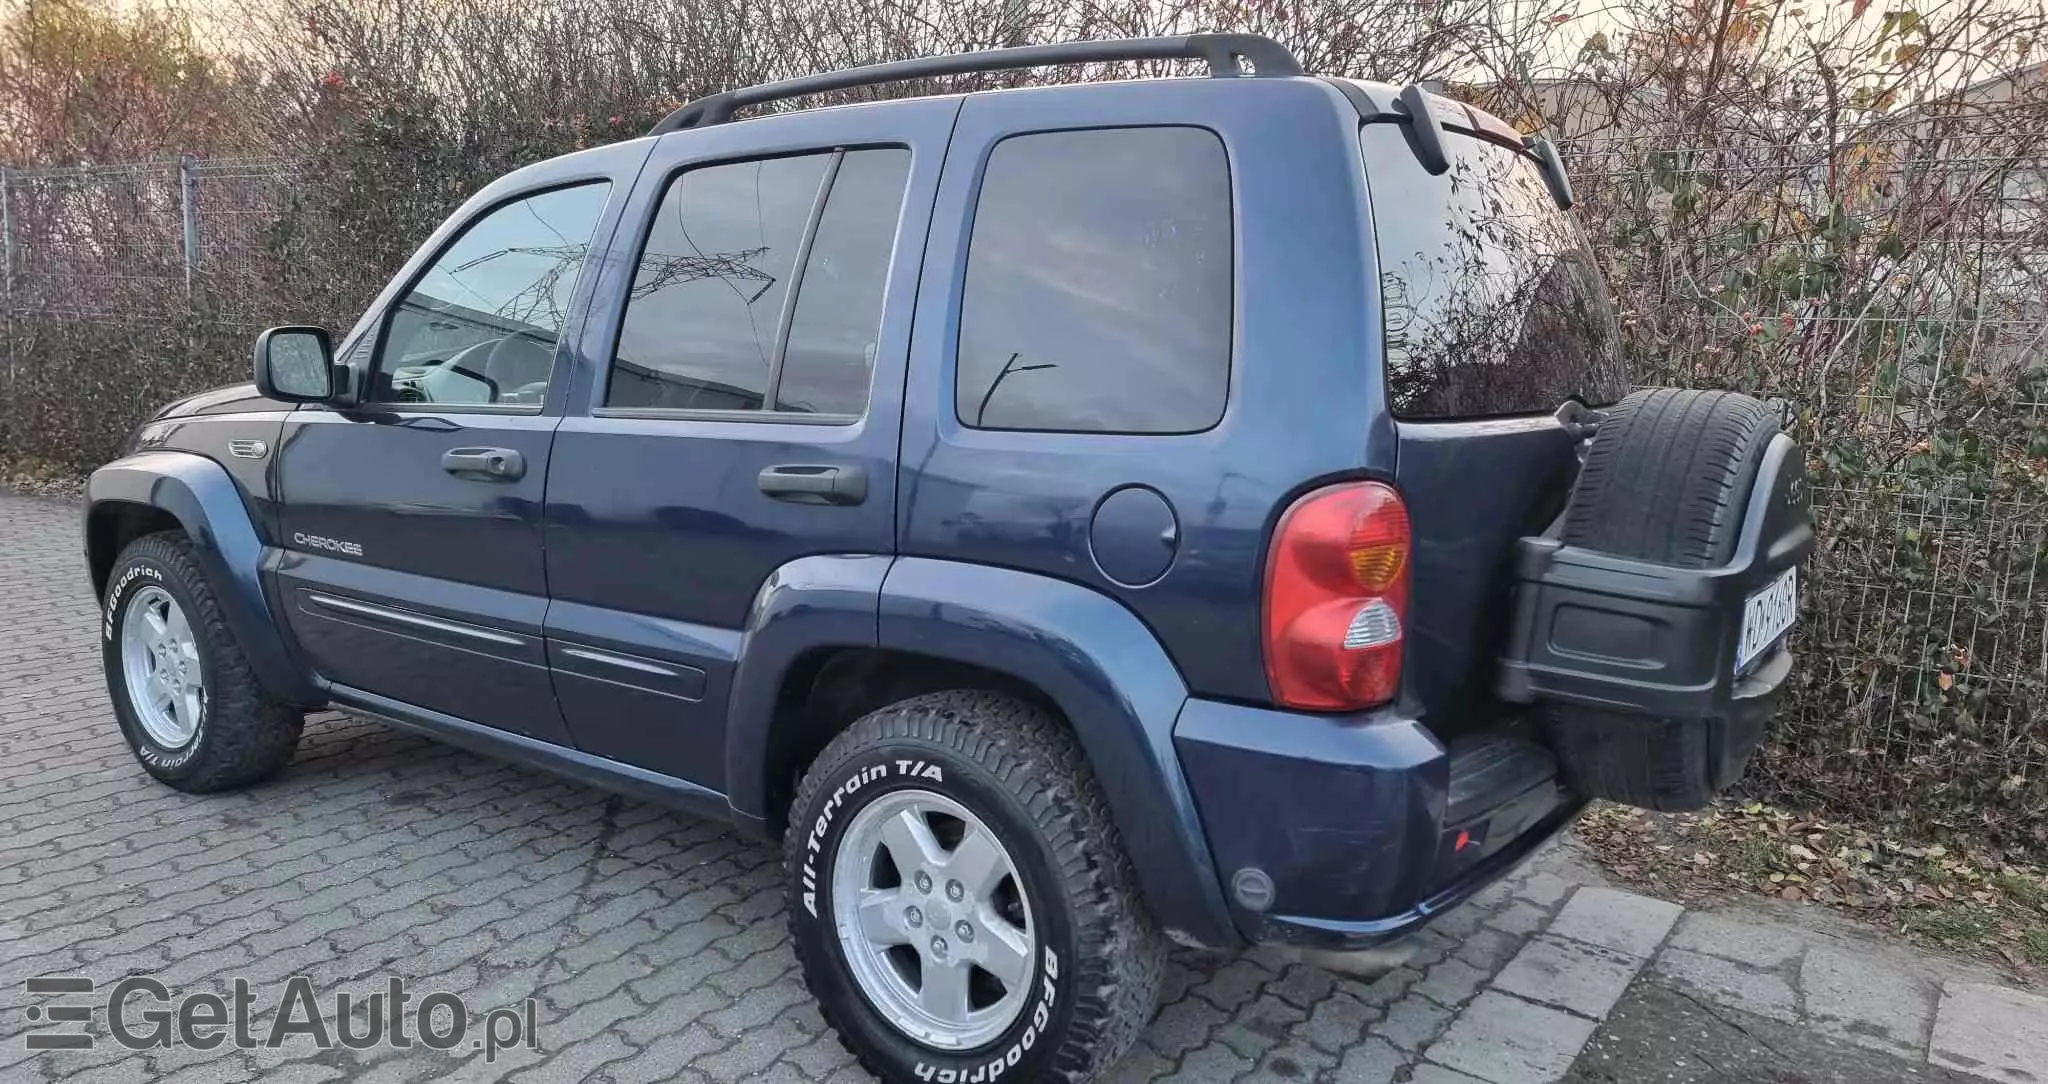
[1362,123,1625,419]
[608,148,909,416]
[956,126,1232,434]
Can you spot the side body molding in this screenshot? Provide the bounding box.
[85,451,323,705]
[875,557,1238,948]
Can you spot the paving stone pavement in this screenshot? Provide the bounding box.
[2,489,2044,1084]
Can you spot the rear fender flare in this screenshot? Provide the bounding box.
[872,557,1238,948]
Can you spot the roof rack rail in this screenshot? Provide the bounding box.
[649,34,1305,134]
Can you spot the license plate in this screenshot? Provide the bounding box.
[1736,566,1798,674]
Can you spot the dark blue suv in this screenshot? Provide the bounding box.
[84,35,1812,1083]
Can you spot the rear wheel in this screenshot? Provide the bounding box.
[1548,389,1781,810]
[785,691,1163,1083]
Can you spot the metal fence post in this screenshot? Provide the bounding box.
[1,164,13,392]
[179,154,199,298]
[1,164,13,305]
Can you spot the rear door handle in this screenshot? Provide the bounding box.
[441,447,525,481]
[758,464,867,505]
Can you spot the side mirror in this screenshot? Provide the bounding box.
[254,326,336,403]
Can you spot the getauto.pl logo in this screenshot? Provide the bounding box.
[21,975,539,1061]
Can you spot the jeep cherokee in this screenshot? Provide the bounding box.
[84,34,1813,1083]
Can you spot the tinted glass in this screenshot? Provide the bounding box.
[1362,123,1626,419]
[609,154,832,411]
[776,149,911,414]
[956,127,1232,433]
[374,183,609,408]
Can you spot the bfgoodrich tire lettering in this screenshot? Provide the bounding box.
[101,532,305,792]
[785,691,1163,1084]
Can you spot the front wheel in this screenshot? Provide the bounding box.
[100,532,304,792]
[785,691,1163,1084]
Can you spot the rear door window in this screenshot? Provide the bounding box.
[606,148,910,417]
[1362,122,1626,419]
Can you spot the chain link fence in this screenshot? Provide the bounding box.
[0,156,300,326]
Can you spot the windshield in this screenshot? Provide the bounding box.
[1361,122,1627,420]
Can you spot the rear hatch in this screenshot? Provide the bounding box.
[1360,116,1629,741]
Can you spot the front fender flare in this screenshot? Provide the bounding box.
[86,452,323,705]
[873,558,1238,949]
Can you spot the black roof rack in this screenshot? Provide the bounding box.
[650,34,1305,134]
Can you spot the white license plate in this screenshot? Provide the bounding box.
[1736,566,1798,674]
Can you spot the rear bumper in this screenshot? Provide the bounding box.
[1173,698,1581,950]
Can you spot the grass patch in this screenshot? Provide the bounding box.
[1995,870,2047,911]
[1907,908,1996,947]
[2024,928,2048,966]
[1733,835,1779,879]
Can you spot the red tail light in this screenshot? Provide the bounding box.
[1263,482,1411,711]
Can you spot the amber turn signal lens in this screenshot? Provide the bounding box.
[1349,545,1407,591]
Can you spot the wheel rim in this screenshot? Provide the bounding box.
[119,585,205,749]
[830,789,1036,1051]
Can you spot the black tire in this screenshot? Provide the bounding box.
[101,532,305,792]
[1549,389,1780,810]
[784,691,1164,1084]
[1562,388,1778,568]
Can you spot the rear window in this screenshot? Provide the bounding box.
[1361,122,1626,420]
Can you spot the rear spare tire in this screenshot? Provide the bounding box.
[1547,388,1780,810]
